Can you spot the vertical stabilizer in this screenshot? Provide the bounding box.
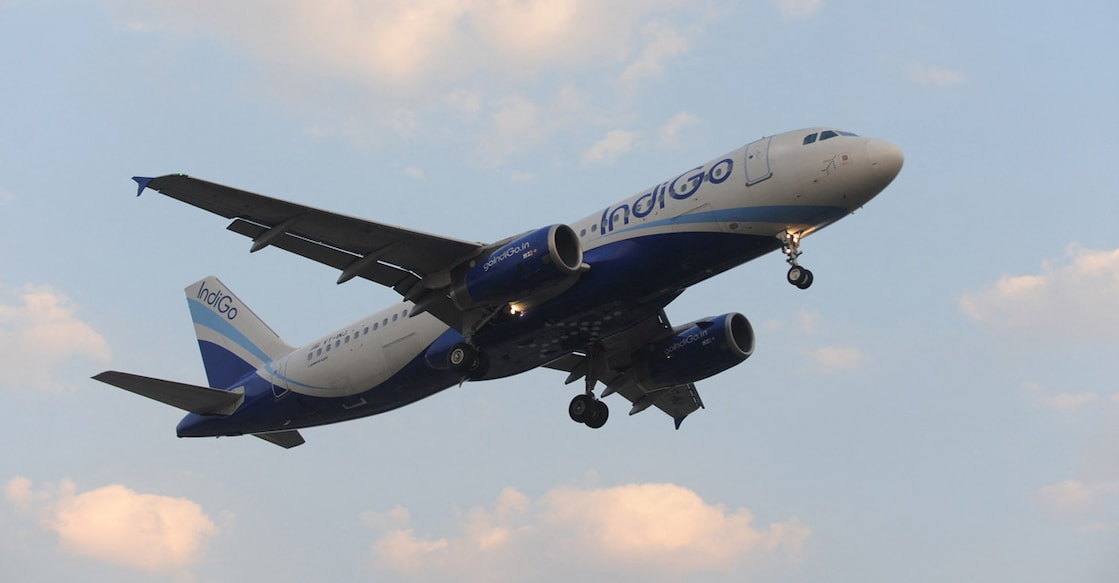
[185,276,293,389]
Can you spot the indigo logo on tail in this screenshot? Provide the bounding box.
[197,284,239,320]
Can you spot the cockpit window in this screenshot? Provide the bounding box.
[804,130,859,145]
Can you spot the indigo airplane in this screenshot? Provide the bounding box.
[94,128,902,448]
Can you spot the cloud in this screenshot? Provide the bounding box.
[774,0,823,20]
[582,130,637,165]
[5,477,219,573]
[658,111,701,146]
[1043,392,1101,411]
[114,1,701,164]
[0,187,14,205]
[909,62,966,87]
[806,345,864,372]
[0,284,111,391]
[960,246,1119,341]
[1040,479,1119,532]
[620,22,690,86]
[116,0,690,91]
[367,483,809,581]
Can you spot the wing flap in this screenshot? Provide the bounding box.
[92,371,243,415]
[227,219,418,289]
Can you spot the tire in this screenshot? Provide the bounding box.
[448,343,478,372]
[568,394,591,423]
[796,269,814,289]
[585,400,609,429]
[787,266,805,286]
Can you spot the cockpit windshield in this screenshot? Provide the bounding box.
[803,130,858,145]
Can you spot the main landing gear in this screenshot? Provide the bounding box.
[447,342,487,381]
[780,231,813,289]
[569,394,609,429]
[567,344,609,429]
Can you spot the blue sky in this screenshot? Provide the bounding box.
[2,0,1118,581]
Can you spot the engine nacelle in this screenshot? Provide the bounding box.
[634,313,755,390]
[450,224,583,309]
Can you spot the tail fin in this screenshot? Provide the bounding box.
[185,276,293,389]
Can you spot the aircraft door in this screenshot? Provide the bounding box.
[271,356,290,399]
[744,137,772,185]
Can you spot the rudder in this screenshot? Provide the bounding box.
[185,276,293,389]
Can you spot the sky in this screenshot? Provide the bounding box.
[2,0,1118,581]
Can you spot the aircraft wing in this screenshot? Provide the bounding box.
[134,174,486,329]
[543,311,705,429]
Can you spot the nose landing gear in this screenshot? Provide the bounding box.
[780,231,814,289]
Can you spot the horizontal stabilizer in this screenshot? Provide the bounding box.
[92,371,243,415]
[253,430,305,449]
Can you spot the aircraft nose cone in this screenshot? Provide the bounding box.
[866,139,904,185]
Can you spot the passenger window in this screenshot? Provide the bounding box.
[325,344,331,352]
[392,314,398,322]
[307,353,312,361]
[345,336,350,343]
[335,340,341,348]
[820,130,838,141]
[803,133,818,145]
[373,323,379,330]
[364,326,369,334]
[317,348,322,356]
[383,318,388,326]
[402,309,408,317]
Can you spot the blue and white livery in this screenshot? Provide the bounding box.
[95,128,903,447]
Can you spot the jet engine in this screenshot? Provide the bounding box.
[450,224,583,309]
[632,312,755,390]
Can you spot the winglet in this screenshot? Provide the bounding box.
[132,176,155,197]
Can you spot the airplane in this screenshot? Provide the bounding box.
[94,127,903,448]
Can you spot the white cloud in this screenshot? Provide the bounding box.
[401,165,426,180]
[582,130,637,165]
[1043,392,1100,411]
[116,0,689,91]
[367,483,809,581]
[1040,479,1119,520]
[909,62,966,87]
[1023,382,1102,412]
[0,284,111,392]
[5,477,219,573]
[658,111,701,146]
[113,1,699,164]
[960,246,1119,341]
[620,22,690,86]
[775,0,823,20]
[807,345,864,372]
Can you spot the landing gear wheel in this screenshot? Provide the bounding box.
[585,400,609,429]
[796,268,814,289]
[568,394,592,423]
[787,266,806,286]
[569,395,609,428]
[447,343,479,373]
